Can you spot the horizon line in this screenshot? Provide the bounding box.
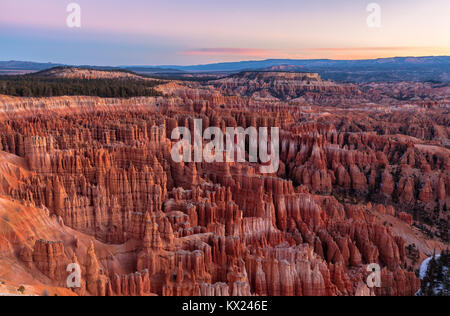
[2,55,450,69]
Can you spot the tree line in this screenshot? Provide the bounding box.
[0,76,163,98]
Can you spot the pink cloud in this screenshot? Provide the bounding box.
[179,48,278,57]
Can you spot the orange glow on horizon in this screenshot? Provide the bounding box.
[178,47,450,61]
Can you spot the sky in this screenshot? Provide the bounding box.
[0,0,449,66]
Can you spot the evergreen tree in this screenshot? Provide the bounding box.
[0,76,163,98]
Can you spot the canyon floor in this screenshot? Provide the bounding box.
[0,69,448,296]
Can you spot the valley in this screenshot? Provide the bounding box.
[0,67,448,296]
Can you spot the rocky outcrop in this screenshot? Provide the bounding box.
[399,212,413,225]
[36,67,152,81]
[32,240,69,281]
[211,72,362,104]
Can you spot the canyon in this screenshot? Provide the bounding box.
[0,70,448,296]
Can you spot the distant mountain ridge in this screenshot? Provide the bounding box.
[0,61,63,71]
[1,56,449,83]
[153,56,450,82]
[158,56,450,71]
